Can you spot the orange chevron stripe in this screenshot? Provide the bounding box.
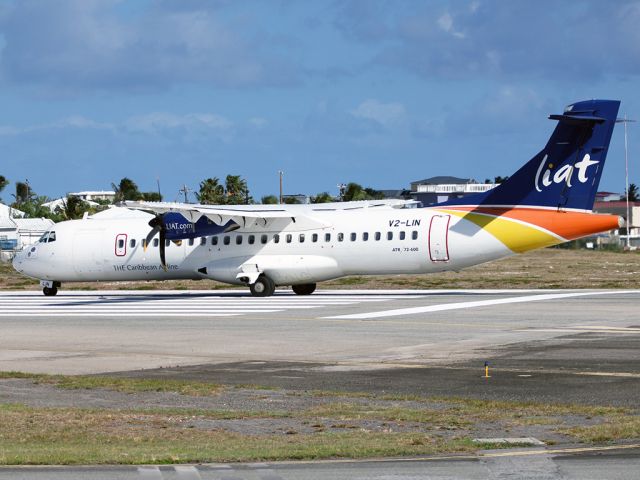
[440,207,621,241]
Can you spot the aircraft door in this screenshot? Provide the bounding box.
[114,234,127,256]
[428,215,450,262]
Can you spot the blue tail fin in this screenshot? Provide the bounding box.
[438,99,620,211]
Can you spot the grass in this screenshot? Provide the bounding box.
[0,372,222,396]
[2,373,640,464]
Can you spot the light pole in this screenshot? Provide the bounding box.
[617,116,636,248]
[278,170,284,205]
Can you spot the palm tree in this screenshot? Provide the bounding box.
[112,178,142,202]
[626,183,639,202]
[196,178,225,205]
[224,175,249,204]
[312,192,334,203]
[60,195,91,220]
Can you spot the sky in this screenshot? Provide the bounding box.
[1,0,639,202]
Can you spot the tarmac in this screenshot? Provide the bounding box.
[1,288,639,406]
[2,288,640,478]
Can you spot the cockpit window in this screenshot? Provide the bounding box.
[48,231,56,243]
[39,232,49,243]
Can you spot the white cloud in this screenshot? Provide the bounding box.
[349,99,407,127]
[437,12,465,39]
[124,112,233,134]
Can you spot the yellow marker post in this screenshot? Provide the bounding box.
[484,361,490,378]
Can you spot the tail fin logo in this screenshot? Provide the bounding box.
[534,153,599,193]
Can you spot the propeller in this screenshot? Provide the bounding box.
[144,215,168,271]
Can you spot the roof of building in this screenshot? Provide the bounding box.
[594,201,640,208]
[13,218,55,231]
[411,176,475,185]
[70,190,116,196]
[0,203,25,218]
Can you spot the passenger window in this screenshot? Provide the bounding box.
[312,233,318,242]
[130,239,136,248]
[325,233,331,242]
[274,234,280,244]
[153,238,159,247]
[375,232,381,241]
[165,239,171,247]
[286,234,292,243]
[299,234,305,243]
[200,237,206,245]
[48,231,56,243]
[350,233,356,241]
[188,238,194,246]
[223,236,230,245]
[236,235,243,245]
[387,232,393,240]
[412,231,418,240]
[400,231,406,240]
[362,232,369,241]
[248,235,255,245]
[261,234,268,244]
[118,239,125,249]
[212,236,218,246]
[337,233,344,242]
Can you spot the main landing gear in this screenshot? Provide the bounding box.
[292,283,316,295]
[249,275,276,297]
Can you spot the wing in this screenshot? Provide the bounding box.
[123,201,331,231]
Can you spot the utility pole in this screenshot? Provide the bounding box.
[156,177,162,201]
[179,184,192,203]
[617,116,636,249]
[278,170,284,205]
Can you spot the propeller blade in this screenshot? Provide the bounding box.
[144,227,159,252]
[159,228,167,272]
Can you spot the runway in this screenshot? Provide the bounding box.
[1,289,639,379]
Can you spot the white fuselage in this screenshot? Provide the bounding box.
[13,206,512,286]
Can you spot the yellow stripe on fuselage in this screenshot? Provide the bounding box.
[440,209,563,253]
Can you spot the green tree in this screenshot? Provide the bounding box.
[12,181,32,205]
[312,192,334,203]
[342,183,384,201]
[283,196,301,204]
[112,178,142,202]
[0,175,8,200]
[58,195,92,220]
[224,175,249,204]
[196,177,225,204]
[141,191,163,202]
[626,183,639,202]
[260,195,279,204]
[494,176,510,184]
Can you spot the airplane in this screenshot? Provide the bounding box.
[13,99,624,297]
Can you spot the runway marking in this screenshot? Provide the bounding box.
[324,290,639,319]
[0,292,412,318]
[518,325,640,334]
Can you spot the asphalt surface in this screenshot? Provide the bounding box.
[0,448,639,479]
[2,289,640,477]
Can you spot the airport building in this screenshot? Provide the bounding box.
[409,176,500,205]
[0,203,54,261]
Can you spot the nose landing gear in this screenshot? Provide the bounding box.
[41,281,61,296]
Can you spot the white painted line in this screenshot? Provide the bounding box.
[0,312,246,317]
[324,290,639,319]
[473,437,545,446]
[175,465,202,479]
[137,466,162,478]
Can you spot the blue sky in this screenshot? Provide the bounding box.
[1,0,639,201]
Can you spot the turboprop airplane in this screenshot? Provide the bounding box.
[13,99,624,297]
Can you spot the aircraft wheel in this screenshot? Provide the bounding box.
[250,275,276,297]
[292,283,316,295]
[43,286,58,296]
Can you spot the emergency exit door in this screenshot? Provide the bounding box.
[429,215,450,262]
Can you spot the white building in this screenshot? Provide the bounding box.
[70,191,116,202]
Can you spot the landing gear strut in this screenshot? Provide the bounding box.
[292,283,316,295]
[249,275,276,297]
